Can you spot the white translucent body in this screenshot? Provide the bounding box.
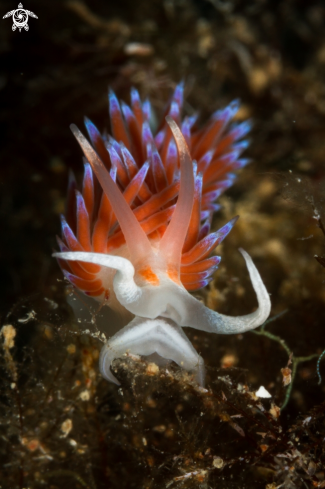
[54,118,271,385]
[55,248,270,385]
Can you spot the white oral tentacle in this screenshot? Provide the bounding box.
[53,251,141,304]
[99,316,205,385]
[53,251,170,318]
[161,248,271,334]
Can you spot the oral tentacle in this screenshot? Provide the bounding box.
[99,316,205,385]
[53,250,173,319]
[163,249,271,334]
[53,251,142,305]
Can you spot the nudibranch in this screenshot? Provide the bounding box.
[54,83,271,385]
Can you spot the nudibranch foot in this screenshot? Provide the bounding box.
[99,316,205,386]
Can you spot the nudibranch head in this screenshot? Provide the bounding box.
[54,83,271,385]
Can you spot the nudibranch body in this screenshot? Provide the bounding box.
[54,83,271,385]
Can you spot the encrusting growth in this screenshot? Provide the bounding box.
[54,83,271,385]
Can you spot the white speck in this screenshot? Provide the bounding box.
[79,390,90,401]
[18,310,36,323]
[213,456,224,469]
[124,42,154,56]
[255,386,272,398]
[60,419,73,437]
[302,416,312,426]
[44,297,58,309]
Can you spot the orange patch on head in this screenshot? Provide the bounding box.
[138,266,160,286]
[167,266,181,284]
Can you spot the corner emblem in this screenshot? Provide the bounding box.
[3,3,38,32]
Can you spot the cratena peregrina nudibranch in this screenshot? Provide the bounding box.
[53,83,271,386]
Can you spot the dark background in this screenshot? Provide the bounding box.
[1,1,325,487]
